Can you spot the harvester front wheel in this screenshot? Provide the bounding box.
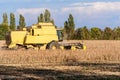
[46,41,60,50]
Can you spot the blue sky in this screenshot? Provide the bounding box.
[0,0,120,29]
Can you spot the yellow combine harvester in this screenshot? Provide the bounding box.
[6,23,86,50]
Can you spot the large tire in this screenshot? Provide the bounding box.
[46,41,60,49]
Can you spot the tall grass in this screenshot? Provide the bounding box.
[0,40,120,65]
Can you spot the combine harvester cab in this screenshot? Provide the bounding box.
[5,22,86,50]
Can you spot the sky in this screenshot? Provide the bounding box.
[0,0,120,29]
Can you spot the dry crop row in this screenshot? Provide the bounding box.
[0,40,119,65]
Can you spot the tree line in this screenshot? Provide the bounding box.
[0,13,26,39]
[63,14,120,40]
[0,9,120,40]
[72,26,120,40]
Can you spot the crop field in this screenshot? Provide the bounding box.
[0,40,120,80]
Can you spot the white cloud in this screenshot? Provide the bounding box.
[17,2,120,16]
[16,8,59,26]
[61,2,120,27]
[62,2,120,14]
[16,8,59,15]
[15,2,120,27]
[17,8,46,15]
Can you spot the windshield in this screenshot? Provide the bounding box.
[57,30,63,41]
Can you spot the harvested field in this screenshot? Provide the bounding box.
[0,40,120,80]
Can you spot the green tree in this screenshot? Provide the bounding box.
[64,14,75,40]
[64,21,69,39]
[38,13,44,23]
[44,9,51,22]
[18,14,26,30]
[68,14,75,31]
[103,27,114,40]
[90,27,102,40]
[81,26,90,40]
[73,28,82,40]
[0,24,9,40]
[10,13,16,30]
[113,27,120,40]
[38,9,55,25]
[73,26,90,40]
[40,13,44,22]
[38,16,40,23]
[2,13,8,26]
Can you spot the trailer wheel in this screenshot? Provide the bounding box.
[46,41,60,49]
